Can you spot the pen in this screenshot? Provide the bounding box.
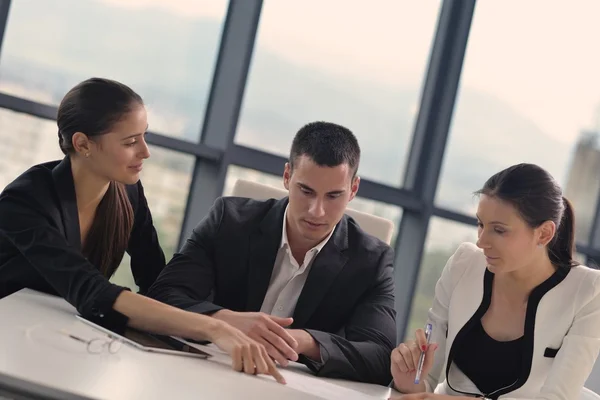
[414,323,432,384]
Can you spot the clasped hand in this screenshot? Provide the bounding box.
[213,310,301,366]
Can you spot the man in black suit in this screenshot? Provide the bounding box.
[148,121,396,385]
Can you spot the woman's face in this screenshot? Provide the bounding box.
[85,104,150,185]
[476,194,549,275]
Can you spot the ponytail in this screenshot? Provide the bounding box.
[548,197,578,269]
[55,78,141,276]
[83,182,134,277]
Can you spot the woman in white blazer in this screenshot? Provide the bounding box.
[391,163,600,399]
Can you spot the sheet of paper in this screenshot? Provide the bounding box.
[181,340,389,400]
[281,369,383,400]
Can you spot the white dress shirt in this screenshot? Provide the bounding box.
[260,206,336,318]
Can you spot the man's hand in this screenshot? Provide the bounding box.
[212,310,299,366]
[287,329,321,361]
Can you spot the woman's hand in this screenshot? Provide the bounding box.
[208,321,286,384]
[391,328,438,393]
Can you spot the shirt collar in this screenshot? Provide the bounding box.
[280,204,335,254]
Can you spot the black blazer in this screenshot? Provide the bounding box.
[0,157,165,330]
[148,196,396,385]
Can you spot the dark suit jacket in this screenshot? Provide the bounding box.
[148,196,396,385]
[0,157,165,330]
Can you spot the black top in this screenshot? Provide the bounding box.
[453,319,524,395]
[444,267,569,399]
[0,157,165,332]
[147,196,397,385]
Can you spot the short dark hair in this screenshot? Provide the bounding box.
[57,77,143,278]
[289,121,361,178]
[475,163,577,270]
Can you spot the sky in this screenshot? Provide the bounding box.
[99,0,600,147]
[462,0,600,145]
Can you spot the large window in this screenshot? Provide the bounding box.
[3,0,599,346]
[436,0,600,244]
[0,0,228,140]
[406,218,478,337]
[235,0,441,187]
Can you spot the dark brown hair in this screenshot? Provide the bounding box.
[476,163,578,270]
[57,77,143,277]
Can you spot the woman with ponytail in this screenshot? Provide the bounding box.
[0,78,284,383]
[391,164,600,399]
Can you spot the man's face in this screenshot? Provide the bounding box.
[283,155,359,245]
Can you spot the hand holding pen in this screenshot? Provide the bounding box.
[390,324,438,394]
[414,324,432,385]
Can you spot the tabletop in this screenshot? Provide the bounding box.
[0,289,392,400]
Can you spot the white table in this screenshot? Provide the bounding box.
[0,289,391,400]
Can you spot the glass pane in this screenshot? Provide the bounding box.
[0,0,228,140]
[112,146,193,289]
[436,0,600,244]
[0,108,63,190]
[574,253,600,270]
[138,146,194,260]
[224,165,402,244]
[348,196,402,246]
[224,165,284,196]
[587,256,599,270]
[111,253,136,289]
[235,0,441,187]
[406,218,478,339]
[574,252,587,265]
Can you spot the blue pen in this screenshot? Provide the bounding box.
[414,323,432,384]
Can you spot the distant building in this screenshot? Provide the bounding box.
[564,131,600,243]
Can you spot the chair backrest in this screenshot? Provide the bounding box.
[231,179,394,245]
[581,387,600,400]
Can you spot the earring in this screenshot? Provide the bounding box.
[85,153,90,158]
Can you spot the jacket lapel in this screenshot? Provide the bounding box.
[292,216,349,328]
[245,198,288,311]
[51,156,82,251]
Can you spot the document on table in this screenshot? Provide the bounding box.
[180,340,385,400]
[281,370,382,400]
